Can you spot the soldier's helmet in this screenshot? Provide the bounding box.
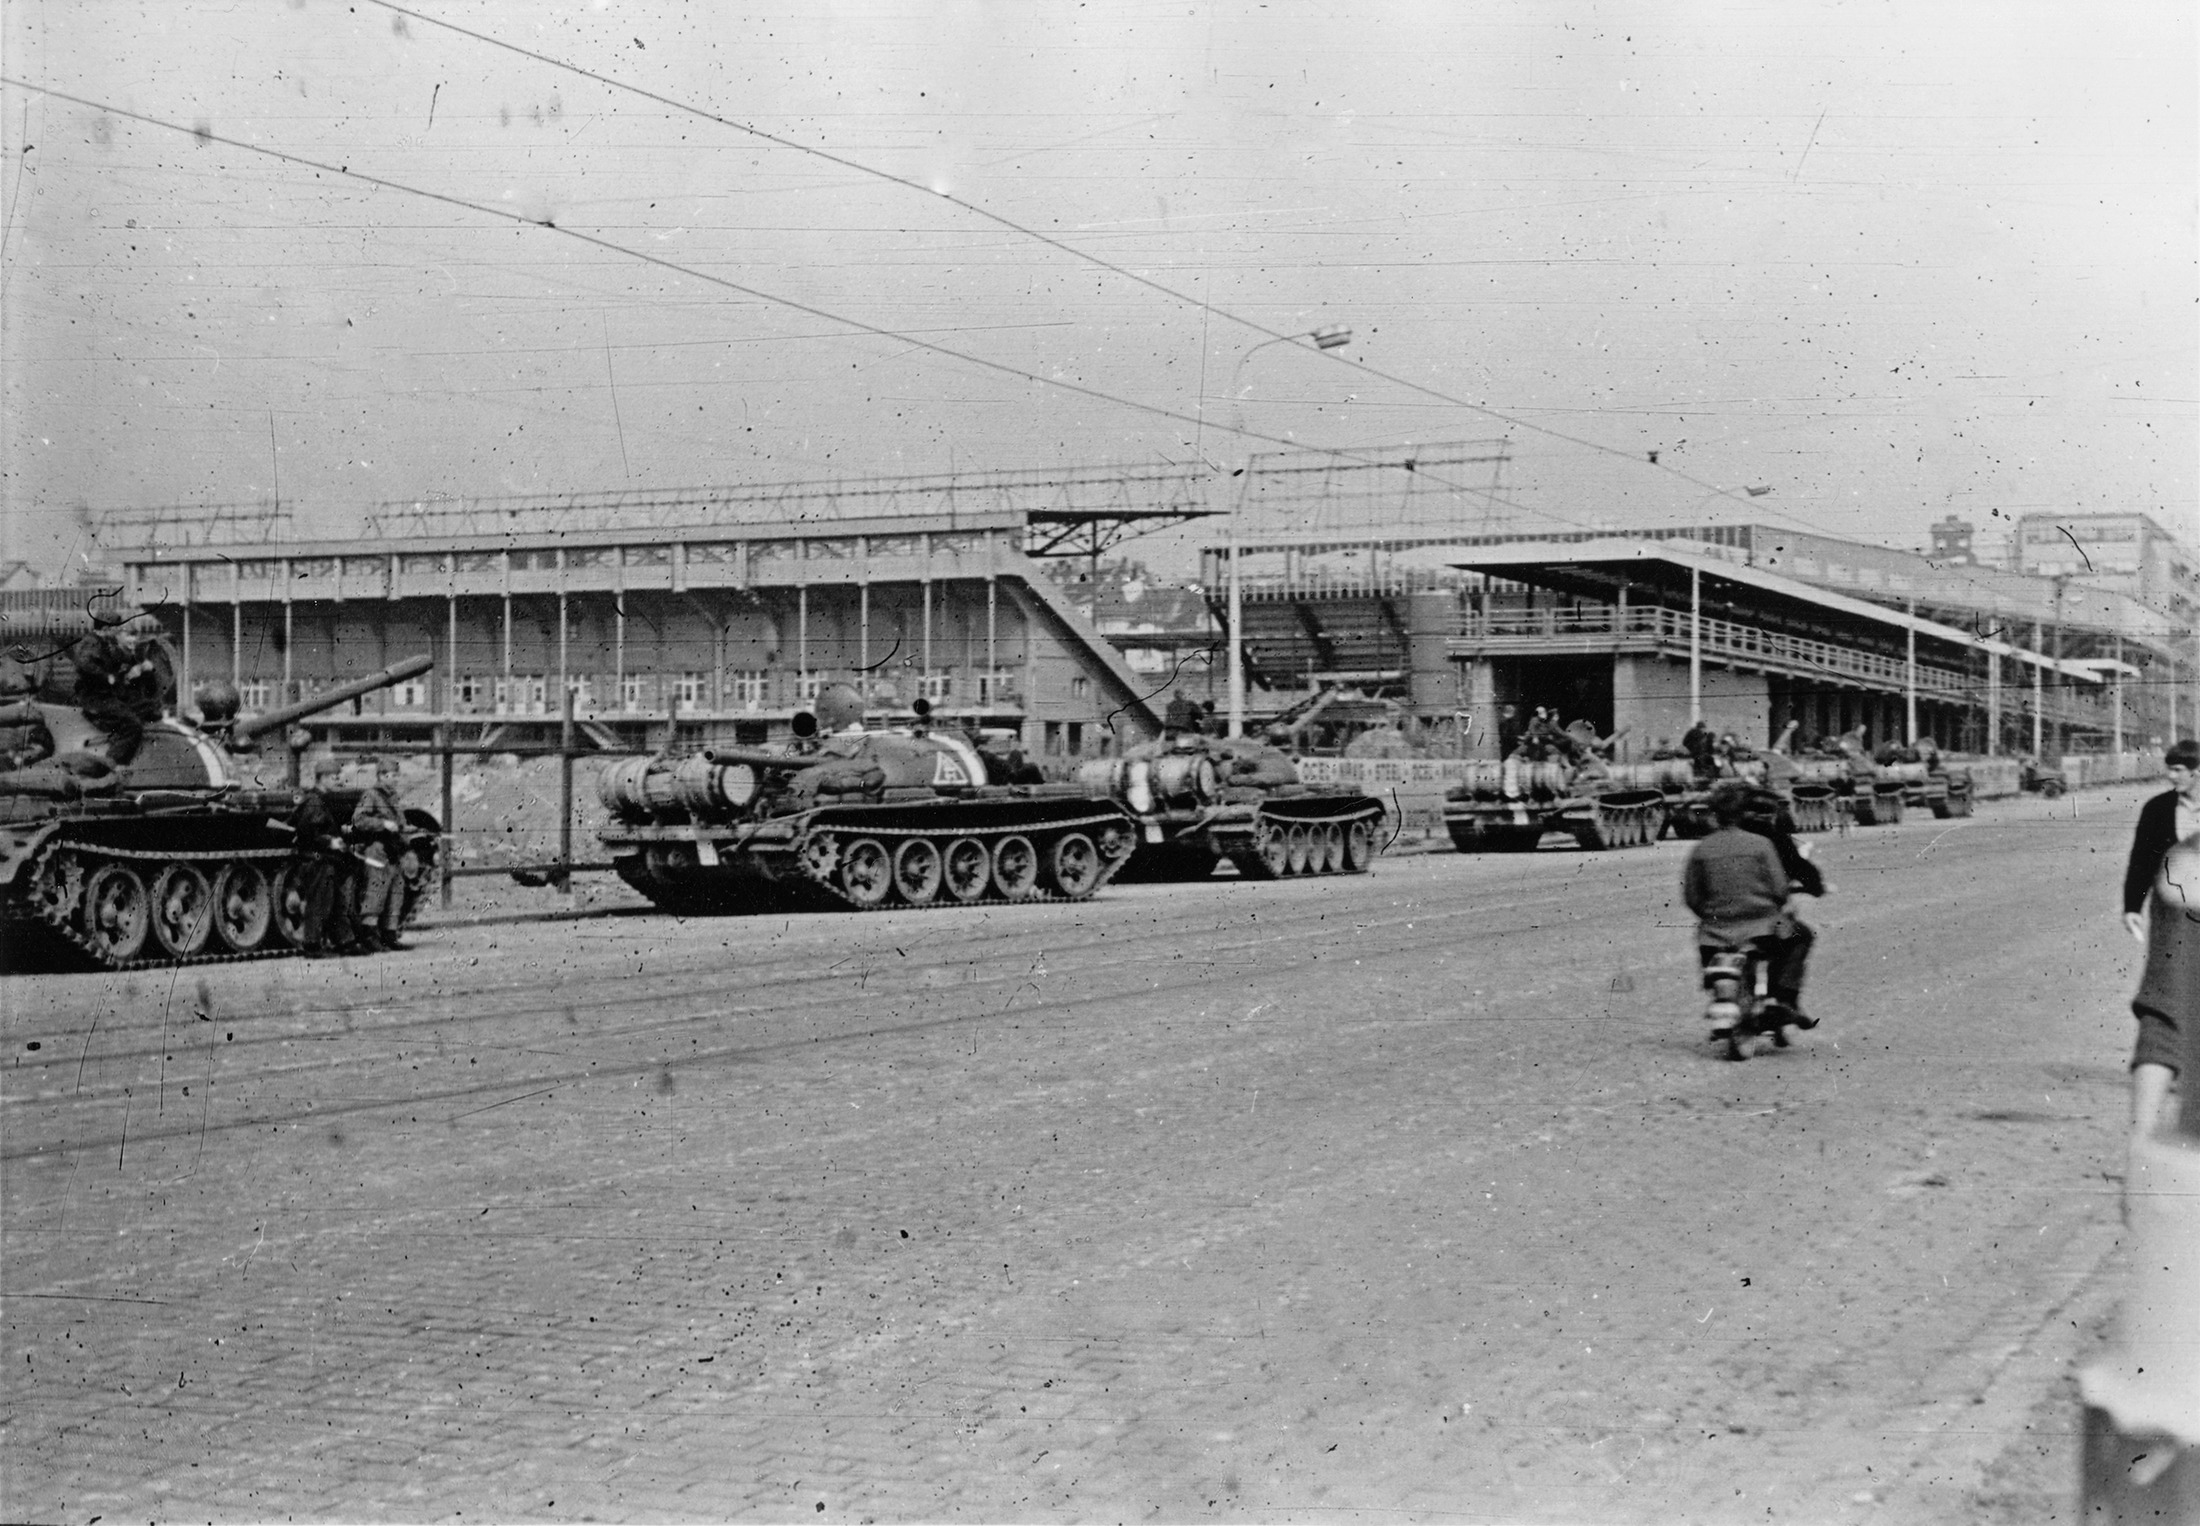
[195,679,242,724]
[812,682,866,733]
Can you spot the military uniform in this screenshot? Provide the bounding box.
[349,773,408,949]
[288,784,367,954]
[70,632,165,764]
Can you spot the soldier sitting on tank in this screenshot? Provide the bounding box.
[68,627,166,765]
[1680,718,1719,779]
[1513,708,1568,763]
[349,757,411,952]
[0,662,55,769]
[1163,692,1202,734]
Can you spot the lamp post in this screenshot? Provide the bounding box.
[1225,326,1352,739]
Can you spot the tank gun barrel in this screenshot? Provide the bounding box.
[700,746,818,771]
[232,654,434,743]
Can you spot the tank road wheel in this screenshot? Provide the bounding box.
[942,837,992,903]
[1572,811,1613,851]
[210,862,275,952]
[1093,820,1136,868]
[800,834,842,883]
[1312,823,1343,874]
[28,848,82,925]
[991,835,1040,901]
[838,838,893,909]
[892,839,944,906]
[1283,823,1313,875]
[82,862,152,964]
[149,863,216,959]
[1345,818,1377,872]
[1041,832,1103,899]
[1257,822,1291,878]
[270,862,310,948]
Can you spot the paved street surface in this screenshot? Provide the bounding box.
[1,790,2152,1523]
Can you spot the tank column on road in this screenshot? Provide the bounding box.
[2079,841,2200,1519]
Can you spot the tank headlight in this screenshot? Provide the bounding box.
[713,762,759,810]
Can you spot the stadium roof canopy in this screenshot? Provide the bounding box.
[1448,538,2104,684]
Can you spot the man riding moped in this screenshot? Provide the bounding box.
[1682,782,1826,1059]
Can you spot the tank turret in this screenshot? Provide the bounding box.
[599,707,1136,913]
[0,649,438,968]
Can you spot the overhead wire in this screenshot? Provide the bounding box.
[350,0,1831,539]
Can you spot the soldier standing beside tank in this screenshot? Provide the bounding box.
[349,756,410,952]
[288,757,369,956]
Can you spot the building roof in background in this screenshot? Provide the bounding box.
[1447,538,2105,682]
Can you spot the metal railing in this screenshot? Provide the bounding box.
[1453,603,2114,725]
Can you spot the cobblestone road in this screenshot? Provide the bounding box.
[1,791,2149,1522]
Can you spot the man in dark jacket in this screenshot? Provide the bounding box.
[350,757,410,951]
[1683,783,1820,1027]
[2121,738,2200,945]
[287,758,368,955]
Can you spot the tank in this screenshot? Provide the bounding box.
[0,646,440,969]
[598,690,1138,913]
[1073,735,1386,881]
[1443,756,1681,852]
[1665,749,1849,837]
[1879,750,1975,819]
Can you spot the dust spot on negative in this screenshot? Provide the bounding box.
[657,1067,676,1095]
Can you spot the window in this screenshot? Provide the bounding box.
[1069,676,1090,700]
[727,669,767,710]
[495,675,548,715]
[674,672,707,713]
[454,675,484,709]
[920,671,953,702]
[793,673,823,704]
[238,680,271,711]
[1066,722,1084,755]
[974,671,1014,706]
[1044,721,1062,755]
[568,677,594,714]
[620,674,649,712]
[392,678,428,709]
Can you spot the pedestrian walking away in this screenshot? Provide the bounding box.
[2121,738,2200,946]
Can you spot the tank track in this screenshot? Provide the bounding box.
[1444,793,1666,853]
[12,838,297,971]
[12,837,420,972]
[1227,801,1387,880]
[612,809,1138,914]
[809,811,1138,910]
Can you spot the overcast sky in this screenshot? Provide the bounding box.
[3,0,2191,581]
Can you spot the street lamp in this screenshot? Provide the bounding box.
[1224,327,1353,739]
